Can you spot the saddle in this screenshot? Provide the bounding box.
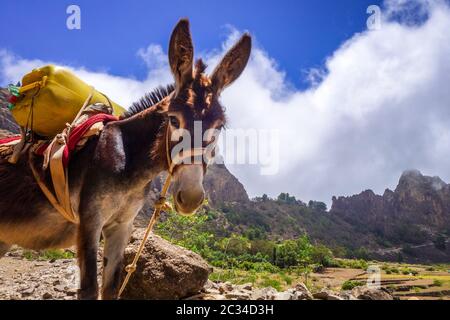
[0,102,118,224]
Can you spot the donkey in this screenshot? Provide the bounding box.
[0,19,251,299]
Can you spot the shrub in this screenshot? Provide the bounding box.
[331,259,368,269]
[250,239,275,258]
[310,245,334,267]
[341,280,364,291]
[279,273,293,285]
[260,278,282,291]
[274,240,299,267]
[433,279,444,287]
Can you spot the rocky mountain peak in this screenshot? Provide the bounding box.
[396,169,447,193]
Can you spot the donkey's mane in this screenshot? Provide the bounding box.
[120,84,175,119]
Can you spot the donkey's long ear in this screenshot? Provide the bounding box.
[211,33,252,94]
[169,19,194,90]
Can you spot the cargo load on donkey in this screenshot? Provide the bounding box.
[7,65,124,137]
[1,65,125,223]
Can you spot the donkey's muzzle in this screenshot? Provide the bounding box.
[172,165,205,216]
[175,189,204,215]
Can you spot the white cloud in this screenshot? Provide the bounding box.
[1,0,450,205]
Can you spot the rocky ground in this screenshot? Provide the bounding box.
[0,250,393,300]
[0,230,397,300]
[0,251,79,300]
[189,281,394,300]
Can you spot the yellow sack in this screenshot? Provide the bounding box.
[10,65,125,137]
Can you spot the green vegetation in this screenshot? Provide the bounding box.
[23,249,75,261]
[433,279,444,287]
[341,280,364,291]
[333,259,368,270]
[209,269,300,291]
[155,208,341,279]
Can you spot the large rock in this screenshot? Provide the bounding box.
[351,286,394,300]
[121,229,211,300]
[313,290,343,300]
[283,283,314,300]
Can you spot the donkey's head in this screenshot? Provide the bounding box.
[162,19,251,215]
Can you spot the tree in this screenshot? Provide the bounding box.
[311,245,334,267]
[296,235,313,266]
[221,235,251,256]
[277,193,296,204]
[274,240,299,267]
[308,200,327,212]
[245,227,266,240]
[250,240,275,259]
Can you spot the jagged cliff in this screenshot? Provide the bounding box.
[0,88,19,135]
[331,170,450,244]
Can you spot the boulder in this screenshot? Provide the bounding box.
[313,290,342,300]
[351,286,394,300]
[288,283,314,300]
[251,287,278,300]
[267,284,313,301]
[121,230,211,300]
[338,291,359,300]
[275,291,295,300]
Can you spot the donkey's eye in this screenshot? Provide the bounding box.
[169,116,180,129]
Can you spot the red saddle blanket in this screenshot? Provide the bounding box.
[0,113,118,167]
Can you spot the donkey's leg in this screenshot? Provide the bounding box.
[0,241,11,258]
[101,221,133,300]
[77,217,103,300]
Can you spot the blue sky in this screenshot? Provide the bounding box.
[0,0,382,88]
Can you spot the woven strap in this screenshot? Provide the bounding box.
[28,147,78,223]
[32,91,94,224]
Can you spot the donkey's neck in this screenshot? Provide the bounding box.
[116,108,167,188]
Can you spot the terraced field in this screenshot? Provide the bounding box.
[311,263,450,300]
